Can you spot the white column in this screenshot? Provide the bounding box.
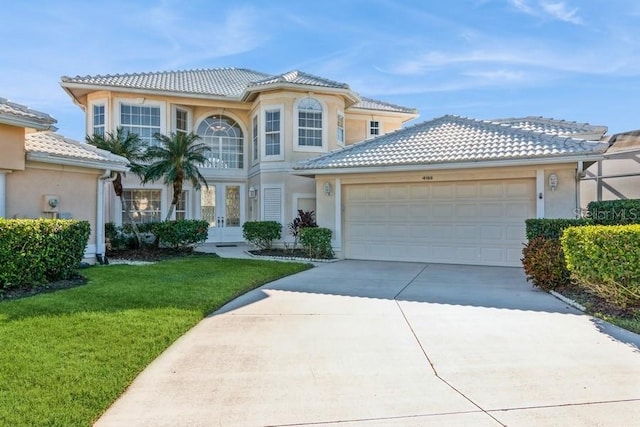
[333,178,342,252]
[536,169,545,218]
[0,171,7,218]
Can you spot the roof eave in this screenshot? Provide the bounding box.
[60,82,239,103]
[292,153,606,176]
[27,152,129,171]
[0,115,55,131]
[241,83,360,105]
[347,107,419,120]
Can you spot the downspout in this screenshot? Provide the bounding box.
[96,170,115,264]
[576,161,584,217]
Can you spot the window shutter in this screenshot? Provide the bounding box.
[263,187,282,222]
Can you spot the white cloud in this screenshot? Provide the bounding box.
[508,0,583,25]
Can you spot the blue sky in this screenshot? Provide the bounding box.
[1,0,638,140]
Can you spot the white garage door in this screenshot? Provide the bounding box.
[344,180,536,267]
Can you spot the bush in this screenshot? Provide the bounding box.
[288,210,317,249]
[153,220,209,249]
[525,218,593,241]
[242,221,281,250]
[562,225,640,308]
[300,227,333,259]
[105,222,136,250]
[0,219,90,291]
[521,236,571,291]
[587,199,640,225]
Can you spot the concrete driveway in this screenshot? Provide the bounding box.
[96,261,640,427]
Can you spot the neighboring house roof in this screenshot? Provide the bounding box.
[60,67,416,115]
[295,115,608,172]
[0,97,57,130]
[351,96,418,114]
[493,116,608,140]
[605,129,640,154]
[25,131,129,171]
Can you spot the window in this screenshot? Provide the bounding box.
[252,115,258,163]
[337,113,345,146]
[175,191,187,220]
[265,109,281,156]
[175,108,188,134]
[122,189,161,224]
[120,103,161,146]
[369,120,380,137]
[92,104,105,137]
[196,116,244,169]
[297,98,323,147]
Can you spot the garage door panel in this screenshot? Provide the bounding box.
[345,180,535,267]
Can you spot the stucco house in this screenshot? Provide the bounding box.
[59,68,617,267]
[60,68,418,243]
[0,97,128,263]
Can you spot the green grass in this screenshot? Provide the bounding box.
[0,255,310,426]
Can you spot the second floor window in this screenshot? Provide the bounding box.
[92,104,105,137]
[252,115,258,162]
[337,113,345,145]
[369,120,380,137]
[197,115,244,169]
[175,108,188,134]
[120,104,161,146]
[265,109,281,156]
[298,98,323,147]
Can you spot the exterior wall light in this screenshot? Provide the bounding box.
[548,173,558,191]
[248,186,258,199]
[324,182,332,196]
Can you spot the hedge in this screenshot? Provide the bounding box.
[0,219,90,291]
[561,224,640,308]
[300,227,333,259]
[587,199,640,225]
[521,236,570,291]
[525,218,593,241]
[153,220,208,249]
[242,221,281,249]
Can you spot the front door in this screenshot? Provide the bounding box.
[200,183,244,242]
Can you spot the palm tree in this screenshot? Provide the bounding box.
[142,132,209,221]
[86,128,147,247]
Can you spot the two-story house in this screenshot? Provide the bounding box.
[60,68,418,243]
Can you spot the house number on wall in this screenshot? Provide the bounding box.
[422,176,433,181]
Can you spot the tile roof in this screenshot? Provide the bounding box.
[61,67,416,114]
[350,96,417,114]
[493,116,607,139]
[295,115,608,170]
[26,132,129,168]
[61,68,272,97]
[0,97,56,129]
[247,70,350,90]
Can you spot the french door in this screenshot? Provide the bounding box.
[201,183,244,242]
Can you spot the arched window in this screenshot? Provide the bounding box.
[297,98,323,147]
[197,116,244,169]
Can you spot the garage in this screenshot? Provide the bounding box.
[344,179,536,267]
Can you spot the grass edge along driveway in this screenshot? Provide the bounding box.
[0,255,310,427]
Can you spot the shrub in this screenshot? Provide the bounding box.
[525,218,592,241]
[153,220,209,249]
[288,210,318,250]
[300,227,333,259]
[242,221,281,250]
[562,225,640,308]
[105,222,136,250]
[0,219,90,291]
[587,199,640,225]
[521,236,571,291]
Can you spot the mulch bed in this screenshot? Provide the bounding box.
[106,246,205,262]
[1,276,87,301]
[554,282,639,319]
[249,248,311,258]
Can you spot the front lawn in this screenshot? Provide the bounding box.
[0,255,309,426]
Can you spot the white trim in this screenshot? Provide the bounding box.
[251,113,259,165]
[0,171,7,218]
[261,104,284,161]
[89,98,107,137]
[171,105,192,134]
[293,155,606,176]
[536,169,545,218]
[26,153,128,171]
[337,111,345,147]
[261,184,284,223]
[293,96,328,153]
[334,177,342,251]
